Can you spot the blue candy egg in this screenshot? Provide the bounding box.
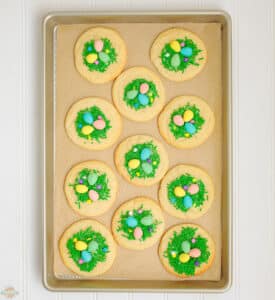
[78,123,83,129]
[82,112,94,124]
[102,246,108,253]
[87,46,93,52]
[126,216,138,228]
[170,197,176,204]
[183,195,193,209]
[138,94,149,106]
[81,250,92,262]
[180,47,193,57]
[184,122,196,135]
[140,148,152,161]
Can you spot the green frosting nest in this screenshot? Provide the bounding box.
[124,142,160,179]
[167,173,208,212]
[169,103,205,139]
[75,106,111,142]
[82,38,117,72]
[69,168,110,209]
[117,205,161,241]
[123,78,159,110]
[67,227,109,272]
[161,38,203,73]
[164,227,210,276]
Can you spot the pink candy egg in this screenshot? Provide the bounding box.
[189,248,201,258]
[89,189,99,201]
[188,183,199,195]
[133,227,143,240]
[173,115,184,126]
[139,83,149,94]
[93,119,106,130]
[94,39,104,52]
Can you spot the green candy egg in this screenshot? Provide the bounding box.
[88,173,98,185]
[141,215,153,226]
[171,54,181,68]
[141,162,153,174]
[127,90,138,100]
[88,240,99,252]
[181,240,191,253]
[99,52,110,64]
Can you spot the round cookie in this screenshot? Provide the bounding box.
[112,67,165,121]
[74,27,127,84]
[158,95,215,149]
[112,197,165,250]
[64,161,118,217]
[159,223,215,278]
[114,135,169,186]
[150,28,207,81]
[159,164,214,219]
[59,219,116,277]
[65,97,122,150]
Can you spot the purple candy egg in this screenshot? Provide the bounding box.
[184,57,189,62]
[195,261,200,266]
[79,179,83,184]
[96,184,102,190]
[147,159,152,163]
[183,185,188,191]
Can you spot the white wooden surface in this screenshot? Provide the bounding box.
[0,0,274,299]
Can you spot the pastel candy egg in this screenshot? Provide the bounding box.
[173,115,184,126]
[188,183,199,195]
[171,250,177,258]
[94,39,104,52]
[81,250,92,262]
[128,159,140,169]
[88,173,98,185]
[75,184,88,194]
[81,125,94,135]
[171,54,181,68]
[181,46,193,57]
[86,53,98,64]
[134,227,143,240]
[93,119,106,130]
[126,216,138,228]
[181,241,191,253]
[141,162,153,174]
[138,94,149,106]
[183,195,193,209]
[140,148,152,161]
[183,110,194,122]
[179,253,190,263]
[89,189,99,201]
[75,240,88,251]
[99,52,110,64]
[174,186,186,197]
[127,90,138,99]
[139,83,149,94]
[141,215,153,226]
[184,122,196,135]
[88,241,99,252]
[170,40,181,52]
[189,248,201,258]
[82,112,94,124]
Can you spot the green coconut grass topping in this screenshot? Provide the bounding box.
[69,168,110,209]
[124,142,160,179]
[82,38,117,72]
[169,103,205,139]
[66,227,109,272]
[167,173,208,212]
[160,38,203,72]
[75,106,111,142]
[116,205,162,241]
[164,227,210,276]
[123,78,159,110]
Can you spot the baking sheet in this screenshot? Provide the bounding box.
[53,22,222,281]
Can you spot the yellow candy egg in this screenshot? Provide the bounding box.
[179,253,190,263]
[86,53,98,63]
[184,133,191,138]
[128,159,140,169]
[170,40,181,52]
[75,184,88,194]
[86,199,92,204]
[75,241,88,251]
[73,238,77,242]
[81,125,94,135]
[174,186,186,197]
[183,110,194,122]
